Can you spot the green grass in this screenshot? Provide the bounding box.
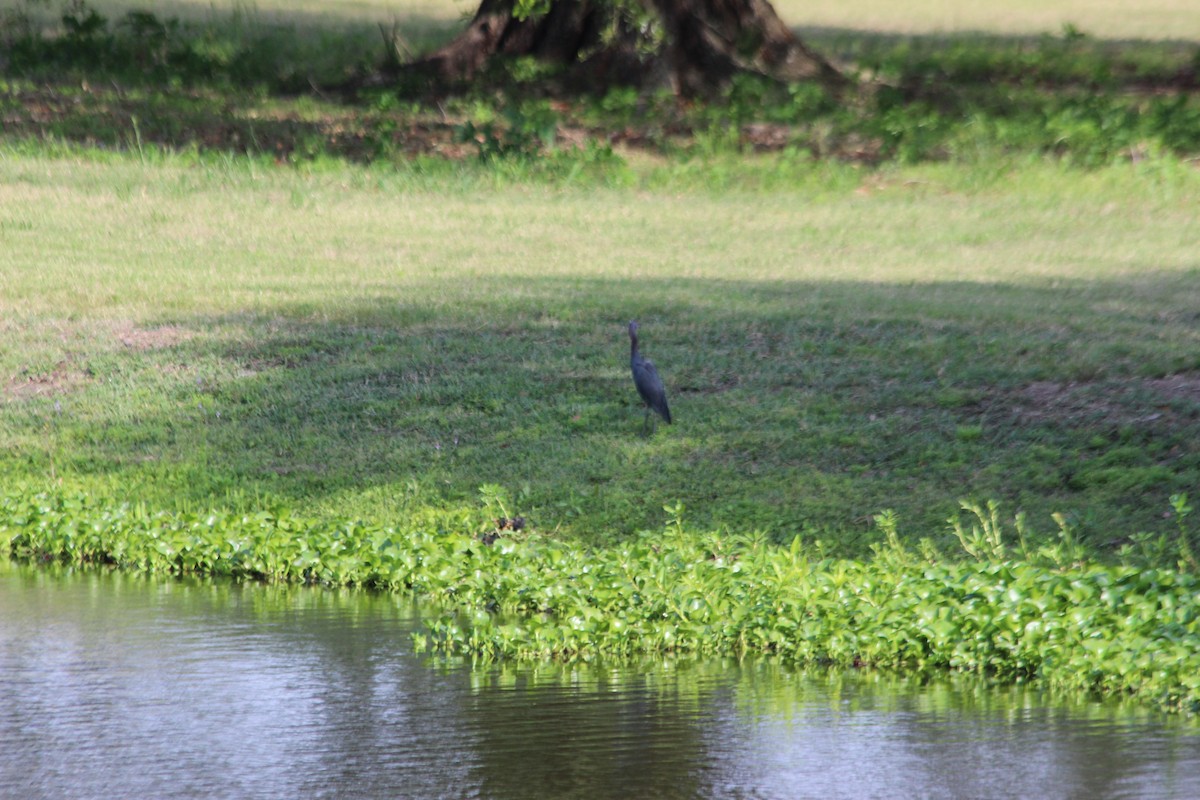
[2,150,1198,556]
[2,1,1199,558]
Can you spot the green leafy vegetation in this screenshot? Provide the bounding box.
[3,1,1200,716]
[5,489,1200,714]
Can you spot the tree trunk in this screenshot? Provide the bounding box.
[400,0,604,88]
[649,0,846,95]
[394,0,844,96]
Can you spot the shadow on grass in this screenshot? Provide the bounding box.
[0,4,469,161]
[9,270,1199,555]
[2,4,1198,165]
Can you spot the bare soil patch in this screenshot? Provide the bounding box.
[3,365,87,402]
[113,322,195,351]
[1003,375,1200,427]
[1146,374,1200,404]
[2,322,197,402]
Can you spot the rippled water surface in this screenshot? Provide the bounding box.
[3,562,1198,799]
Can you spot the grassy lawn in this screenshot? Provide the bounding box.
[1,0,1199,560]
[3,151,1198,555]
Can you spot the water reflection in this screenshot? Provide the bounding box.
[2,562,1197,799]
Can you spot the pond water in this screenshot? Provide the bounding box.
[2,561,1198,800]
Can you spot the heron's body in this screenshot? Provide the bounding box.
[629,321,671,430]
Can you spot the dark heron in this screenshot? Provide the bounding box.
[629,320,671,432]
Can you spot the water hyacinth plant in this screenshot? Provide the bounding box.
[4,489,1198,715]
